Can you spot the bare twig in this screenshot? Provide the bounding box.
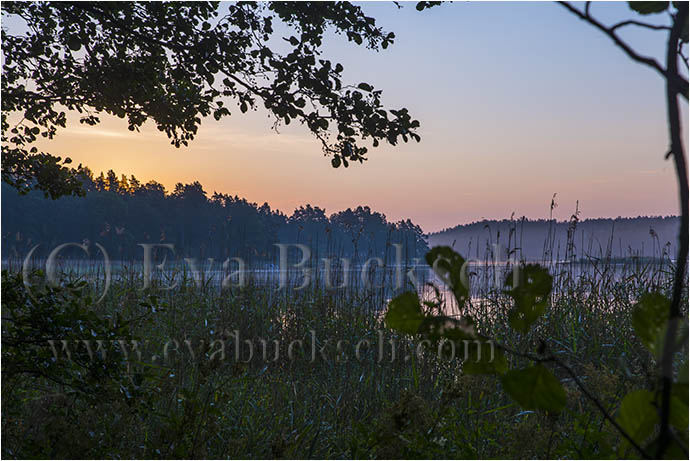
[678,42,689,70]
[610,20,671,32]
[553,357,650,459]
[489,338,651,458]
[557,1,688,100]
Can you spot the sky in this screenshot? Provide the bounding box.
[10,1,689,232]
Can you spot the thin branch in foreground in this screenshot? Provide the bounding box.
[557,1,688,100]
[657,2,689,457]
[678,42,689,70]
[490,339,651,459]
[553,357,650,459]
[610,20,671,32]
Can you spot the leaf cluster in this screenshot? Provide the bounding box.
[383,246,688,456]
[2,2,422,197]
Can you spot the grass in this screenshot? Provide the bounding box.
[1,234,687,459]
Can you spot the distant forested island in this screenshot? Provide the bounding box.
[1,170,428,263]
[429,215,680,262]
[2,169,679,264]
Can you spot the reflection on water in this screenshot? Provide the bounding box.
[5,254,673,319]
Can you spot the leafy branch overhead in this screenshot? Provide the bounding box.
[1,1,422,198]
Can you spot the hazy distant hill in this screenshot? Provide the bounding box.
[428,216,680,261]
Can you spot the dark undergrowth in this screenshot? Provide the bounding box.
[1,253,687,459]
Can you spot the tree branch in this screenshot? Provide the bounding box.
[678,42,689,70]
[657,2,688,458]
[557,1,688,100]
[610,20,671,32]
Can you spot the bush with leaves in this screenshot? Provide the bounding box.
[1,270,158,458]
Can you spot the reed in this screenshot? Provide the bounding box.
[1,228,685,459]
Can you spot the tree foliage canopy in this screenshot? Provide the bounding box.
[1,1,422,198]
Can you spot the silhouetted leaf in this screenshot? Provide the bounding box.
[628,1,669,14]
[385,292,424,335]
[416,1,442,11]
[463,341,508,375]
[505,264,552,333]
[425,246,469,308]
[501,364,566,412]
[67,36,81,51]
[616,390,658,445]
[669,359,689,434]
[631,292,670,358]
[418,315,475,342]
